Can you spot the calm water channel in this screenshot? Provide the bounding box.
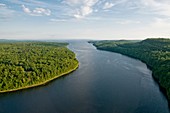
[0,41,169,113]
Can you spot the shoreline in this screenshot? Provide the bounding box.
[95,47,170,104]
[0,63,79,93]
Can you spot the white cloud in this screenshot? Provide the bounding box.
[64,0,99,19]
[103,2,115,9]
[21,5,51,16]
[22,5,31,14]
[81,6,93,15]
[33,8,51,16]
[74,6,93,19]
[0,3,6,7]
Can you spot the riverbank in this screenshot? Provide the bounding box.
[0,63,79,93]
[0,42,79,93]
[90,38,170,103]
[95,47,169,102]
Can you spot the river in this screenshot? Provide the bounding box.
[0,41,169,113]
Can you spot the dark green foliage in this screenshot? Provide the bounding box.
[91,38,170,101]
[0,42,78,91]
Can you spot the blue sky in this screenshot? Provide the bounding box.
[0,0,170,40]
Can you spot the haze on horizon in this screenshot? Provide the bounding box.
[0,0,170,40]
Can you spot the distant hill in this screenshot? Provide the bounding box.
[0,39,17,42]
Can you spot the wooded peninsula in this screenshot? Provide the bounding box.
[90,38,170,101]
[0,41,79,92]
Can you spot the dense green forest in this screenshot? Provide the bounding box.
[90,38,170,101]
[0,42,78,92]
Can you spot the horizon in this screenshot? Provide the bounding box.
[1,37,169,41]
[1,0,170,40]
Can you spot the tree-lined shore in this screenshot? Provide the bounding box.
[0,42,79,92]
[90,38,170,101]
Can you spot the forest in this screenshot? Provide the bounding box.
[0,41,79,92]
[90,38,170,101]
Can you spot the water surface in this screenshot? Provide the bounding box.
[0,41,169,113]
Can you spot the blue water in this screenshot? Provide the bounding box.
[0,41,169,113]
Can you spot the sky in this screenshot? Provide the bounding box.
[0,0,170,40]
